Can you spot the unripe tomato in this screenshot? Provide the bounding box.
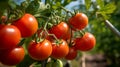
[52,59,63,67]
[13,13,38,38]
[28,39,52,61]
[0,46,25,66]
[74,32,96,51]
[46,62,53,67]
[65,47,77,60]
[49,22,69,39]
[0,25,21,50]
[69,13,88,30]
[51,40,69,59]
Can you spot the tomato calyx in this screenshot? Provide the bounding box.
[52,39,63,46]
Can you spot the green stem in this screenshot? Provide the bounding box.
[60,6,74,15]
[34,14,49,19]
[78,30,85,37]
[69,28,73,47]
[41,60,47,67]
[18,39,26,46]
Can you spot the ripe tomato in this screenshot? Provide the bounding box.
[51,40,69,59]
[65,47,77,60]
[74,32,96,51]
[0,25,21,50]
[69,13,88,30]
[0,46,25,66]
[0,24,5,30]
[13,13,38,38]
[28,39,52,61]
[49,22,69,39]
[62,29,72,40]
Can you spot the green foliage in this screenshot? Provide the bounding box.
[98,2,116,19]
[96,0,104,8]
[85,0,91,10]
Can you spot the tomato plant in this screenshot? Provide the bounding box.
[51,39,69,59]
[0,46,25,66]
[0,0,99,66]
[65,47,77,60]
[13,13,38,38]
[69,13,88,30]
[28,39,52,61]
[74,32,96,51]
[0,25,21,50]
[49,22,69,39]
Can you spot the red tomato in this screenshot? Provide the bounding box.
[51,40,69,59]
[49,22,69,39]
[28,39,52,61]
[0,24,5,29]
[0,25,21,50]
[74,32,96,51]
[13,13,38,38]
[62,29,72,40]
[0,46,25,66]
[65,47,77,60]
[69,13,88,30]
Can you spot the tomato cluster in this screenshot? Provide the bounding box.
[27,12,96,62]
[0,13,38,66]
[0,11,96,66]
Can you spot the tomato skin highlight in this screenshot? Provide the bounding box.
[65,47,77,60]
[0,46,25,66]
[74,32,96,51]
[28,39,52,61]
[49,22,69,39]
[69,13,88,30]
[13,13,38,37]
[51,40,69,59]
[0,25,21,50]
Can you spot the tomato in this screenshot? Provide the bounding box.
[0,46,25,66]
[13,13,38,38]
[0,25,21,50]
[0,24,5,30]
[52,59,63,67]
[74,32,96,51]
[49,22,69,39]
[69,13,88,30]
[51,40,69,59]
[65,47,77,60]
[28,39,52,61]
[62,29,72,40]
[46,62,52,67]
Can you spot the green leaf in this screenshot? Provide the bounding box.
[85,0,91,10]
[63,0,71,6]
[96,0,104,8]
[99,2,116,14]
[101,13,110,19]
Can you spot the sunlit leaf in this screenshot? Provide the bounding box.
[99,2,116,14]
[85,0,91,10]
[96,0,104,8]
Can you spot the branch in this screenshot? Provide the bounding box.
[104,20,120,38]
